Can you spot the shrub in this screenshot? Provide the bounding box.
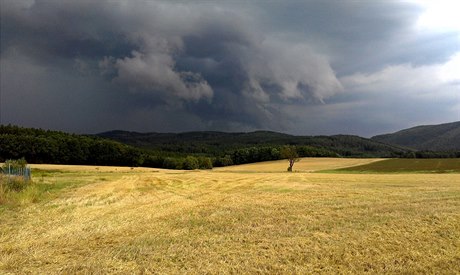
[198,157,213,169]
[0,174,32,205]
[214,155,234,167]
[183,156,199,170]
[2,158,28,172]
[2,176,28,192]
[1,158,31,191]
[0,175,7,202]
[163,157,182,169]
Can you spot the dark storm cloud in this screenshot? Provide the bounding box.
[1,0,343,133]
[1,0,458,135]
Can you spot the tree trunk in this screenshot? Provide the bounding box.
[288,159,295,172]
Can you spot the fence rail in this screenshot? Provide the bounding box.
[2,164,32,181]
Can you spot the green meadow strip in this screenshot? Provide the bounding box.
[321,159,460,174]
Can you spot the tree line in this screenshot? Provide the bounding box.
[0,125,339,169]
[97,130,418,158]
[2,125,458,170]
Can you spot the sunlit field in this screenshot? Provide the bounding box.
[334,158,460,173]
[1,158,459,274]
[214,157,383,172]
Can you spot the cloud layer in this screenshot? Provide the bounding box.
[1,0,459,135]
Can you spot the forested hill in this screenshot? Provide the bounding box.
[372,121,460,151]
[2,125,407,169]
[0,125,146,166]
[97,130,408,158]
[2,125,458,170]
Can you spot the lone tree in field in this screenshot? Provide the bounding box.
[281,145,300,172]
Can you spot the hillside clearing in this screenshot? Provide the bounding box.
[1,158,459,274]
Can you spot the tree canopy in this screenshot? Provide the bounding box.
[281,145,300,172]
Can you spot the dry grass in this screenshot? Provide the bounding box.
[30,164,162,173]
[1,158,459,274]
[214,157,383,172]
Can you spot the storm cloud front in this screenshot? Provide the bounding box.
[1,0,459,136]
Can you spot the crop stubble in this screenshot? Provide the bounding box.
[1,158,459,274]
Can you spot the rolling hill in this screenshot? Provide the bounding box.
[97,130,408,158]
[1,125,408,170]
[372,121,460,151]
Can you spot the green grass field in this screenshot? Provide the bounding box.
[1,159,459,274]
[333,158,460,173]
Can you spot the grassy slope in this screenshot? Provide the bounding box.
[333,158,460,173]
[1,159,459,274]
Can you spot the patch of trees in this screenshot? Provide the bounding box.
[0,126,214,170]
[0,125,341,170]
[0,127,144,166]
[160,156,213,170]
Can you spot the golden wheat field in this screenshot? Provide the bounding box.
[1,158,459,274]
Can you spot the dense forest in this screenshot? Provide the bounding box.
[97,130,410,158]
[0,125,337,169]
[0,125,144,167]
[1,125,458,170]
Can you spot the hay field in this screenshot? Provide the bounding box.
[214,157,383,172]
[1,158,459,274]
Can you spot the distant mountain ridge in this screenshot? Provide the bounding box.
[371,121,460,151]
[97,130,408,158]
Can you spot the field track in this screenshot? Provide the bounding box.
[1,158,459,273]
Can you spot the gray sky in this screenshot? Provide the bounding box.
[1,0,459,137]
